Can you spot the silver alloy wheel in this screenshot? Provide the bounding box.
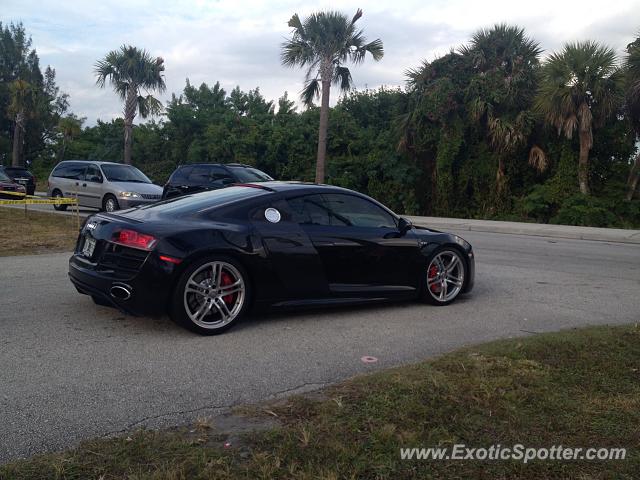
[183,261,246,329]
[105,197,117,212]
[426,250,465,303]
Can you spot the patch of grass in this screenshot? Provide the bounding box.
[2,325,639,479]
[0,207,79,256]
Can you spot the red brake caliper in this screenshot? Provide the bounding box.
[220,271,235,305]
[428,265,440,293]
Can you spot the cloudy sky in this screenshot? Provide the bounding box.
[3,0,639,124]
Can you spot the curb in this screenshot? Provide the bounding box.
[407,216,640,245]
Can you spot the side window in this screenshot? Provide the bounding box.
[210,166,234,187]
[60,163,86,180]
[52,164,69,178]
[187,166,211,184]
[170,166,192,183]
[287,194,331,226]
[85,165,102,182]
[322,194,397,228]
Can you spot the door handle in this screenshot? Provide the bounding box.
[75,182,79,186]
[82,183,87,187]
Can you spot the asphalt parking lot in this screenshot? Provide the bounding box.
[1,229,639,463]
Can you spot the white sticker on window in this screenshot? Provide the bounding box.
[264,207,281,223]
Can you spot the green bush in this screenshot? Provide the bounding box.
[551,195,618,228]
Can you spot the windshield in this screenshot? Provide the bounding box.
[228,166,272,183]
[136,185,270,216]
[101,164,151,183]
[0,169,11,182]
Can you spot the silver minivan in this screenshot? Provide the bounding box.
[47,160,163,212]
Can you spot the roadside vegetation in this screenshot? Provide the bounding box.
[1,325,638,479]
[1,20,639,228]
[0,207,78,255]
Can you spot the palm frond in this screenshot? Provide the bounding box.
[137,95,163,119]
[332,66,353,91]
[301,78,320,107]
[528,145,548,172]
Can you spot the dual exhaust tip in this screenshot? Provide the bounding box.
[110,283,132,301]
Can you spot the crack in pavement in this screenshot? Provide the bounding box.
[101,380,332,438]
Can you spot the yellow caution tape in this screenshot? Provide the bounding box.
[1,188,80,206]
[0,190,30,197]
[0,196,78,205]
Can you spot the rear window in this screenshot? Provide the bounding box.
[135,185,270,215]
[5,168,31,177]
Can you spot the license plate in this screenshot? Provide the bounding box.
[82,236,96,258]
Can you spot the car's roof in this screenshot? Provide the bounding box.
[57,160,133,166]
[175,163,255,169]
[245,181,353,194]
[4,166,31,171]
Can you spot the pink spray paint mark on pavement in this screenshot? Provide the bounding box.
[361,356,378,364]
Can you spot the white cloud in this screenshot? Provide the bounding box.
[3,0,639,124]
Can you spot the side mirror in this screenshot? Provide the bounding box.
[398,217,413,235]
[90,175,103,183]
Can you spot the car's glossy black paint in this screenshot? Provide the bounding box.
[69,182,474,316]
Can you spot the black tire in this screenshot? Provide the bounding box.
[170,255,251,335]
[421,246,467,306]
[52,189,68,211]
[91,295,114,307]
[103,194,119,212]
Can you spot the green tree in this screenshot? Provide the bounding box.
[399,52,470,214]
[8,79,33,166]
[57,114,84,161]
[625,36,640,200]
[536,41,622,195]
[94,45,166,164]
[281,9,384,183]
[461,24,541,197]
[0,22,65,167]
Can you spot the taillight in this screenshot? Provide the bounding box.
[112,229,157,250]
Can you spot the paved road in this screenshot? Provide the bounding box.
[1,230,639,463]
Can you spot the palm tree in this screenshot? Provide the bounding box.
[8,79,33,167]
[460,24,541,194]
[536,41,621,195]
[95,45,166,164]
[57,114,84,161]
[281,9,383,183]
[625,37,640,200]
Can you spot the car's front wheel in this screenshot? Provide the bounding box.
[170,256,250,335]
[422,247,466,306]
[103,194,119,212]
[52,189,68,211]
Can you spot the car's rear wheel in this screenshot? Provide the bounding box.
[52,189,67,211]
[170,256,249,335]
[103,194,119,212]
[422,247,466,306]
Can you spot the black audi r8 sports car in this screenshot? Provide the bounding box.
[69,182,475,335]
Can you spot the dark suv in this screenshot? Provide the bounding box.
[4,166,36,195]
[162,163,273,199]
